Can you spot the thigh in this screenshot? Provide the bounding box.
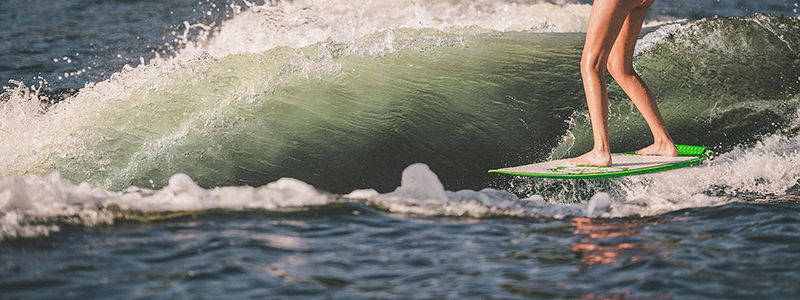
[608,0,654,67]
[583,0,647,66]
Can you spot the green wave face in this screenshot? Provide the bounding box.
[54,30,585,192]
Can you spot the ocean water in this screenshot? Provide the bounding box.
[2,0,800,299]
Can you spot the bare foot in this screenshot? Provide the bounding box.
[636,143,679,157]
[568,150,612,167]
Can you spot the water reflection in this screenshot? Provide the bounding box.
[571,216,668,266]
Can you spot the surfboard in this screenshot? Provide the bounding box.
[489,144,714,179]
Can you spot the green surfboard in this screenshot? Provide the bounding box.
[489,144,714,179]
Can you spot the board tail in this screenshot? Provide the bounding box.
[676,144,709,157]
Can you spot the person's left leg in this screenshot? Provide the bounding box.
[606,0,678,156]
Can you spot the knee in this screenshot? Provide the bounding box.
[580,53,606,77]
[606,60,635,81]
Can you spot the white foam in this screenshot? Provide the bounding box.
[382,163,448,202]
[607,133,800,217]
[170,0,592,61]
[586,192,611,218]
[345,163,591,219]
[0,172,331,239]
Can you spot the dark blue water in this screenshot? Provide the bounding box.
[2,0,800,299]
[3,202,799,299]
[0,0,238,93]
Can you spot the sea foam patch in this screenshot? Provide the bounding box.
[346,163,602,219]
[0,172,331,239]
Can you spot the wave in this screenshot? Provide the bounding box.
[14,14,799,192]
[2,28,588,193]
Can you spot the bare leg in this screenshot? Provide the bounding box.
[568,0,674,166]
[606,0,677,157]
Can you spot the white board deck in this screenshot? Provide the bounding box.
[489,145,713,179]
